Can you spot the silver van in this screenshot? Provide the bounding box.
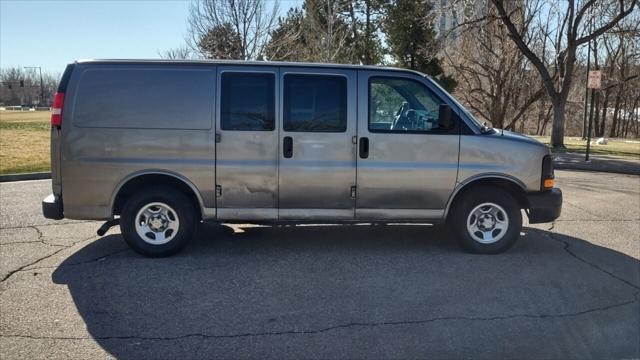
[42,60,562,256]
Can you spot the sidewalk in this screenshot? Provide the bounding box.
[553,152,640,175]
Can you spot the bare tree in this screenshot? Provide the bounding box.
[187,0,280,60]
[265,7,305,61]
[444,4,545,130]
[490,0,638,148]
[303,0,353,63]
[158,46,194,60]
[0,67,59,106]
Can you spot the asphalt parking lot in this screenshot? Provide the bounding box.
[0,170,638,359]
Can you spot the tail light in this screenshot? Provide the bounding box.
[51,92,65,127]
[541,155,554,190]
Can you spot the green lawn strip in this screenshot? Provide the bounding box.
[0,121,50,131]
[0,163,50,175]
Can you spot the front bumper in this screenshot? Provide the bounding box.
[42,194,64,220]
[527,188,562,224]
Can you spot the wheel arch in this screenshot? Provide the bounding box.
[110,170,204,220]
[444,174,529,220]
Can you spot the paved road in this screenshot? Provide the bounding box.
[1,171,638,359]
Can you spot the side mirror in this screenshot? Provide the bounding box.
[438,104,455,130]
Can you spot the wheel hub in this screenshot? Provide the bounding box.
[477,214,496,231]
[148,214,169,232]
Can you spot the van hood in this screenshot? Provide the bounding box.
[486,129,547,147]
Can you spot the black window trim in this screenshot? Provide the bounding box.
[367,75,459,135]
[220,70,276,132]
[282,73,349,133]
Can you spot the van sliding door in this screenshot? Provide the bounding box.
[214,66,279,220]
[277,68,358,220]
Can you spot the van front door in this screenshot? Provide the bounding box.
[215,66,279,220]
[278,69,357,220]
[355,72,460,220]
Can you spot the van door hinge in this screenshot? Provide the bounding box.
[215,185,222,198]
[352,136,357,144]
[350,186,357,198]
[215,133,221,143]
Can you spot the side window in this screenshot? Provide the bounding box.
[369,77,450,133]
[73,68,213,130]
[283,74,347,132]
[221,72,275,131]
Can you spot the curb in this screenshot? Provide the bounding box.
[0,172,51,183]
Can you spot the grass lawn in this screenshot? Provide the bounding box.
[0,111,51,175]
[531,136,640,158]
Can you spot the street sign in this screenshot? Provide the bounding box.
[588,70,601,89]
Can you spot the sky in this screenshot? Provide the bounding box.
[0,0,300,76]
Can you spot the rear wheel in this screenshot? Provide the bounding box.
[120,186,197,257]
[450,186,522,254]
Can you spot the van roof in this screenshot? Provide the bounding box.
[74,59,429,78]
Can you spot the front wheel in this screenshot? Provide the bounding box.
[449,186,522,254]
[120,186,197,257]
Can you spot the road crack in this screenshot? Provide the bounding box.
[553,219,640,222]
[19,247,131,272]
[1,296,637,342]
[0,221,96,231]
[1,232,100,284]
[543,228,640,291]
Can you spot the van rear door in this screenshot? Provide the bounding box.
[277,68,357,220]
[50,64,75,197]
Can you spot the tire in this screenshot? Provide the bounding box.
[449,186,522,254]
[120,186,197,257]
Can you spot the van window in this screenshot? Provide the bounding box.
[369,77,446,133]
[221,72,275,131]
[283,74,347,132]
[73,68,212,129]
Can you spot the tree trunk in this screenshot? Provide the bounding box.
[364,0,372,64]
[609,89,623,138]
[550,100,565,148]
[599,90,610,137]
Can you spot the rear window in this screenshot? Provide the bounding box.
[220,72,275,131]
[283,74,347,132]
[73,68,213,129]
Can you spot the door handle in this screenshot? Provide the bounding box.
[359,137,369,159]
[283,136,293,158]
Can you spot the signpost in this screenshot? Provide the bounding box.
[585,70,601,161]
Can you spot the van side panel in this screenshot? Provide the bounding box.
[60,65,216,220]
[457,134,548,192]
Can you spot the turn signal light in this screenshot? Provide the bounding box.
[543,178,555,189]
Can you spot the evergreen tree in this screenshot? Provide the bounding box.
[266,8,306,61]
[382,0,457,91]
[198,23,243,60]
[340,0,385,65]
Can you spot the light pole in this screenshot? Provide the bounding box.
[24,66,45,105]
